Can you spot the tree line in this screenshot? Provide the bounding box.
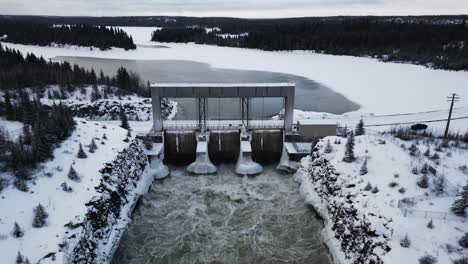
[0,91,75,187]
[151,19,468,71]
[0,43,147,96]
[0,19,136,50]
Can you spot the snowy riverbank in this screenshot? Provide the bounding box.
[0,119,149,263]
[295,133,468,264]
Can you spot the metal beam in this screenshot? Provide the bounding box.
[197,97,207,132]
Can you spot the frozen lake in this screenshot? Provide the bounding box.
[53,56,359,119]
[112,165,331,264]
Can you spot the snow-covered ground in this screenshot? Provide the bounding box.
[2,26,468,116]
[0,119,131,263]
[280,107,468,136]
[295,133,468,264]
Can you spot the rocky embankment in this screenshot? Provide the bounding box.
[67,140,149,264]
[295,153,391,264]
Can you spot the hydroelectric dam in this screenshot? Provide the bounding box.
[138,83,337,178]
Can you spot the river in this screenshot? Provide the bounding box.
[112,165,331,264]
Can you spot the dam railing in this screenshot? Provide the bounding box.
[162,120,285,131]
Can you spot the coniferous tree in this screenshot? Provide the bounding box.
[364,182,373,191]
[343,131,355,163]
[427,219,434,229]
[409,144,419,156]
[324,139,333,153]
[32,203,48,228]
[424,148,431,157]
[119,106,130,130]
[420,163,429,174]
[452,182,468,216]
[61,182,73,192]
[102,133,108,140]
[67,166,80,182]
[88,139,98,153]
[16,251,24,264]
[400,234,411,248]
[12,222,24,238]
[355,119,365,136]
[3,91,15,120]
[360,159,368,175]
[77,143,87,159]
[460,232,468,248]
[417,174,429,189]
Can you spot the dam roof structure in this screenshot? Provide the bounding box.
[150,83,295,132]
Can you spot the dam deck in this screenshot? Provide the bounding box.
[162,120,285,131]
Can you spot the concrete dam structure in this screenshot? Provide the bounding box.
[138,83,335,178]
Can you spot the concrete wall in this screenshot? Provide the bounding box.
[208,131,240,164]
[164,132,197,165]
[164,130,283,165]
[251,130,283,164]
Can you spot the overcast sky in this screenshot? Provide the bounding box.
[1,0,468,18]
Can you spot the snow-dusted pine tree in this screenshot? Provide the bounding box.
[427,219,434,229]
[451,182,468,216]
[102,133,108,140]
[400,234,411,248]
[88,139,98,153]
[360,159,368,175]
[32,203,48,228]
[67,166,80,182]
[364,182,373,191]
[432,175,447,195]
[424,148,431,157]
[459,232,468,248]
[324,140,333,153]
[77,143,87,159]
[355,119,365,136]
[16,251,24,264]
[12,222,24,238]
[417,174,429,189]
[420,163,429,174]
[120,106,130,130]
[343,131,355,163]
[409,144,419,156]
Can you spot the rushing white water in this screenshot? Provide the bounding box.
[112,165,331,264]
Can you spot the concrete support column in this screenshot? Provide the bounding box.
[152,93,163,132]
[197,98,207,132]
[284,95,295,132]
[241,97,251,129]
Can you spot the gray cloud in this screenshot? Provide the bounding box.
[0,0,467,17]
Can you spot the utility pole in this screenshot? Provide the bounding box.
[444,93,460,138]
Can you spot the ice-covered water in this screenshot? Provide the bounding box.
[112,165,331,264]
[53,57,359,117]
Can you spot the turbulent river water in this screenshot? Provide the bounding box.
[112,165,331,264]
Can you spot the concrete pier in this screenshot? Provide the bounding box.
[235,131,263,176]
[187,132,217,174]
